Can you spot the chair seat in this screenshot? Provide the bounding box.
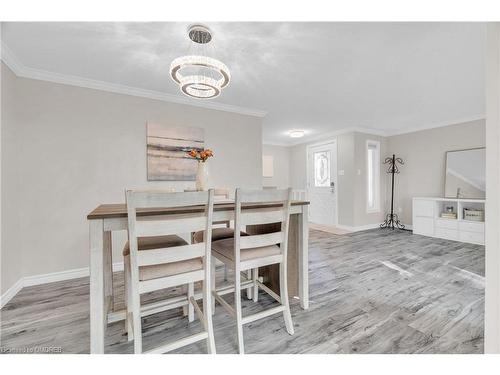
[123,235,188,256]
[211,237,281,262]
[125,254,203,281]
[193,227,248,243]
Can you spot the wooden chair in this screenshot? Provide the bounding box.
[210,188,294,354]
[193,188,248,282]
[123,189,216,354]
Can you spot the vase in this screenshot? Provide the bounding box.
[196,162,209,191]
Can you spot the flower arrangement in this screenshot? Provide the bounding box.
[187,148,214,163]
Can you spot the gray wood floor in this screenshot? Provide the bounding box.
[0,229,484,354]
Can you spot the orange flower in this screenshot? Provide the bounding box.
[187,148,213,162]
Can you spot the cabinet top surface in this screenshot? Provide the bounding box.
[413,197,485,203]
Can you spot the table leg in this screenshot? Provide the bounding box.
[90,219,106,353]
[103,231,113,312]
[298,205,309,309]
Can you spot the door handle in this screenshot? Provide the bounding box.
[330,181,335,193]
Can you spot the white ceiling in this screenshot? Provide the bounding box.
[1,22,486,145]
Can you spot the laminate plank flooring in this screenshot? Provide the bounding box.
[0,229,484,354]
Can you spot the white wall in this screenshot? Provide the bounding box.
[1,63,22,296]
[485,22,500,354]
[387,119,486,226]
[1,62,263,294]
[262,144,290,188]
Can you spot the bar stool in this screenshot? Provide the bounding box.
[192,188,248,282]
[210,188,294,354]
[123,189,216,354]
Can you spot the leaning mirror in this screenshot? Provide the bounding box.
[444,147,486,199]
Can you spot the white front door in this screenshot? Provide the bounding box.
[307,141,338,226]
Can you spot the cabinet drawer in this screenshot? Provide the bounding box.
[413,200,435,217]
[435,218,458,230]
[459,221,484,233]
[413,217,434,236]
[435,228,459,241]
[459,231,484,244]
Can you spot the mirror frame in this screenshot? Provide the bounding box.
[444,146,486,199]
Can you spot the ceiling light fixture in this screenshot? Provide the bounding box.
[170,25,230,99]
[289,130,305,138]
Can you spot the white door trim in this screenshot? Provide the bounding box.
[306,139,339,226]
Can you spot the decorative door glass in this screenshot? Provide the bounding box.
[314,151,330,187]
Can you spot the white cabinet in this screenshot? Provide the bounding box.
[413,217,434,236]
[412,198,485,245]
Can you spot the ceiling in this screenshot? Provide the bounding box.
[1,22,486,145]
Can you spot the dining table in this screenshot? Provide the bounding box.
[86,199,310,353]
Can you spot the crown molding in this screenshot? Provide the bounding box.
[262,141,293,147]
[385,115,485,136]
[0,41,267,118]
[274,126,389,147]
[263,116,486,147]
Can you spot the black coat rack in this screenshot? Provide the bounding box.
[380,154,405,230]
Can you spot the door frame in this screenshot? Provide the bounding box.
[305,139,339,226]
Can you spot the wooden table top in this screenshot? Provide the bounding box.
[87,200,310,220]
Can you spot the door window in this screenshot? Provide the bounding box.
[314,151,330,187]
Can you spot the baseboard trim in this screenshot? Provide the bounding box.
[0,278,24,309]
[1,262,124,308]
[335,223,381,232]
[336,223,413,232]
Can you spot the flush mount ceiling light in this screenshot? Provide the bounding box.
[289,130,305,138]
[170,25,230,99]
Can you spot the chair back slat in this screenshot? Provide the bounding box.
[237,189,290,204]
[239,231,284,249]
[137,243,205,267]
[240,208,285,226]
[135,216,206,237]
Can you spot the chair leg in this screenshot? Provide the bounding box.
[188,282,194,322]
[252,268,259,302]
[203,278,216,354]
[235,267,245,354]
[131,291,142,353]
[246,270,253,300]
[124,257,134,342]
[279,262,294,335]
[224,265,228,281]
[211,256,216,315]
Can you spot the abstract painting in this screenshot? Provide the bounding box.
[147,123,204,181]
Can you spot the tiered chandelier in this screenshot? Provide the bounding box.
[170,25,230,99]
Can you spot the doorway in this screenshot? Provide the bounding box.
[306,140,338,226]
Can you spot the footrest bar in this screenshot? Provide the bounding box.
[257,280,281,303]
[189,296,206,330]
[212,291,235,317]
[241,305,285,325]
[215,280,254,296]
[145,332,208,354]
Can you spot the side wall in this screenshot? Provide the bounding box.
[262,144,291,188]
[387,119,486,226]
[485,22,500,354]
[1,61,22,295]
[1,62,263,292]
